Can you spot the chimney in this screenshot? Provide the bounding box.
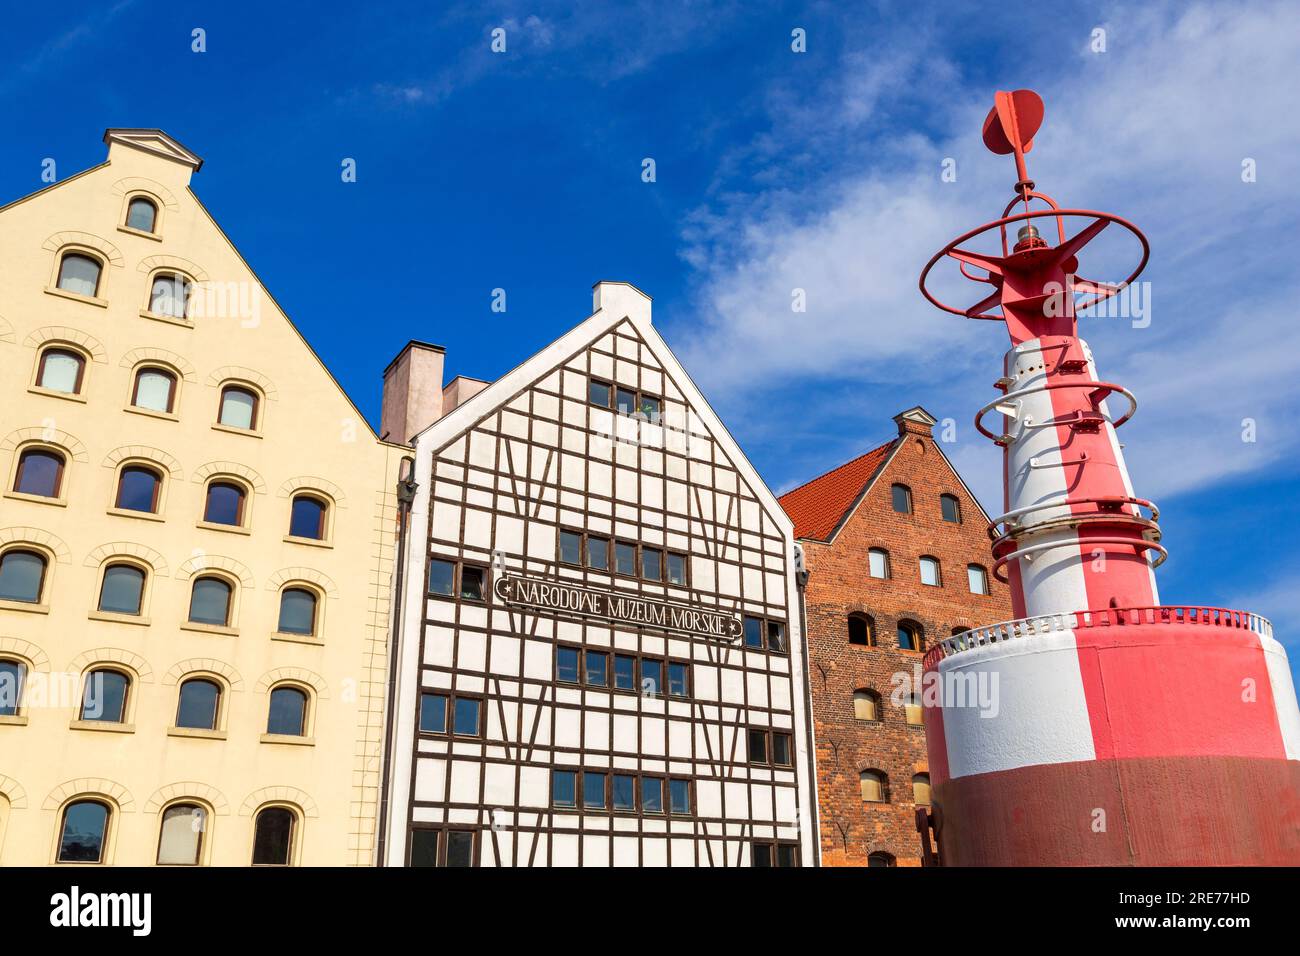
[381,341,446,445]
[592,280,652,325]
[442,376,491,415]
[893,405,938,438]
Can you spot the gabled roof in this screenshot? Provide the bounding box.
[778,439,896,542]
[103,129,204,170]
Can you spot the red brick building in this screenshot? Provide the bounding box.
[780,407,1012,866]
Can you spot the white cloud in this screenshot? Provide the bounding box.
[670,0,1300,504]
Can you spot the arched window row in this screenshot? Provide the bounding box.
[850,687,923,726]
[887,484,966,525]
[53,796,303,866]
[843,613,929,654]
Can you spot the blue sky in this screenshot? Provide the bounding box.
[2,1,1297,680]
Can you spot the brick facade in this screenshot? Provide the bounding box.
[782,408,1012,866]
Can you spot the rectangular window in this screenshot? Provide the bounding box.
[767,620,787,653]
[640,658,662,696]
[920,557,941,587]
[666,552,687,585]
[667,661,689,698]
[968,565,989,595]
[556,646,580,684]
[868,550,889,579]
[410,829,440,867]
[614,541,637,576]
[941,495,962,523]
[445,830,475,867]
[613,654,636,691]
[460,566,485,601]
[428,558,456,596]
[585,650,608,687]
[453,697,481,737]
[615,387,636,415]
[775,844,799,867]
[641,547,662,581]
[583,772,607,809]
[552,770,577,808]
[586,536,610,571]
[559,530,583,565]
[638,394,661,421]
[588,379,612,408]
[612,774,635,811]
[772,732,792,767]
[418,693,448,734]
[752,844,774,867]
[743,616,764,649]
[748,729,768,763]
[668,779,691,815]
[641,777,663,814]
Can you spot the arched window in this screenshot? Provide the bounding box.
[897,620,924,652]
[288,495,327,540]
[951,626,970,636]
[904,694,924,726]
[13,447,65,498]
[115,465,162,513]
[891,483,912,514]
[968,564,989,595]
[859,770,888,803]
[188,575,233,627]
[867,548,890,580]
[79,668,130,723]
[56,252,102,297]
[176,678,221,730]
[919,555,942,587]
[267,686,308,736]
[277,587,318,636]
[847,613,875,646]
[251,806,296,866]
[97,562,145,616]
[148,272,191,319]
[0,548,47,603]
[131,367,177,413]
[57,799,110,863]
[157,803,206,866]
[912,773,932,805]
[940,493,962,523]
[853,689,881,722]
[36,347,86,394]
[203,481,246,526]
[867,851,896,868]
[126,196,157,233]
[217,385,258,430]
[0,658,27,717]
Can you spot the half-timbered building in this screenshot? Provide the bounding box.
[377,281,818,867]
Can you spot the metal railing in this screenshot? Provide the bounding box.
[923,605,1275,669]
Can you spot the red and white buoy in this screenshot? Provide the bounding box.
[917,90,1300,865]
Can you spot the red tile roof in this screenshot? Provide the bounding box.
[779,439,896,541]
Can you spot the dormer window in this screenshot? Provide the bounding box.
[126,197,158,233]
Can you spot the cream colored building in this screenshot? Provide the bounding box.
[0,130,405,865]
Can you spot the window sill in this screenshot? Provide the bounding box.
[283,534,332,549]
[179,621,239,637]
[0,599,50,615]
[272,631,324,646]
[2,491,67,508]
[87,610,151,626]
[196,520,251,536]
[167,726,227,740]
[211,423,262,439]
[0,714,29,726]
[107,506,165,522]
[117,224,162,242]
[45,286,108,308]
[123,404,179,422]
[69,719,135,734]
[260,733,315,747]
[138,309,193,329]
[27,385,87,404]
